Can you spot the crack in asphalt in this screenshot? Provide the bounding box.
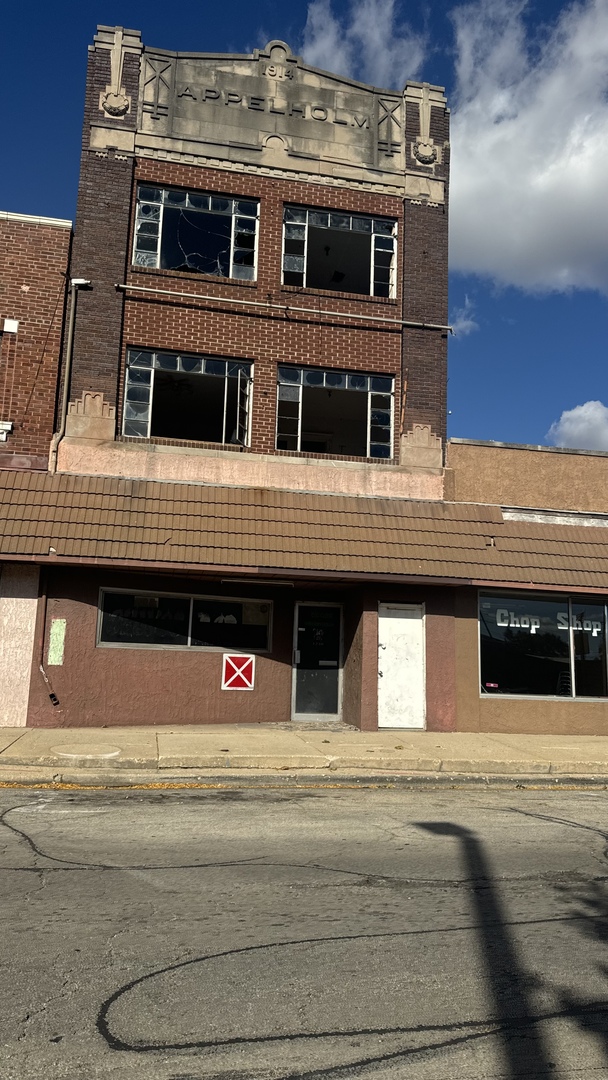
[5,792,608,1079]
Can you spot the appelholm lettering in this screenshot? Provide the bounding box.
[176,86,371,128]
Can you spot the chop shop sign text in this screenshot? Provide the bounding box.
[496,609,602,636]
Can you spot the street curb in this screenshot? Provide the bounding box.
[1,767,608,790]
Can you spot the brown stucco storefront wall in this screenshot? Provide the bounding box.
[25,568,458,731]
[454,588,608,735]
[27,568,295,728]
[27,568,373,729]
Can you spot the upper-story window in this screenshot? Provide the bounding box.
[133,187,259,280]
[276,365,394,458]
[282,207,397,297]
[123,348,252,446]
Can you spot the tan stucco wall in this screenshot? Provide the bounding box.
[57,438,445,501]
[0,565,39,727]
[454,588,608,735]
[447,440,608,513]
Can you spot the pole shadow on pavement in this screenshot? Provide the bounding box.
[416,821,554,1077]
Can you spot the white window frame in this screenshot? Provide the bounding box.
[281,207,397,298]
[97,588,273,653]
[122,348,253,445]
[275,365,394,459]
[133,186,260,282]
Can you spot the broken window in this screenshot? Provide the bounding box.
[276,365,394,459]
[282,207,397,297]
[133,186,259,280]
[123,348,252,445]
[99,590,272,651]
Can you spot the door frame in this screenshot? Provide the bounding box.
[377,602,427,729]
[291,601,344,722]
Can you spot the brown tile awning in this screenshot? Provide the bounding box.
[2,470,608,590]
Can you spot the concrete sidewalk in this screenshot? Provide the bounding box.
[2,725,608,786]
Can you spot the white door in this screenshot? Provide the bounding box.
[377,604,426,729]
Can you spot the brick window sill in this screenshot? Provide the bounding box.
[280,284,398,306]
[128,265,258,289]
[115,435,247,453]
[114,436,396,466]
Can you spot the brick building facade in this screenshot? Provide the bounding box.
[21,25,453,730]
[59,27,450,495]
[4,26,608,736]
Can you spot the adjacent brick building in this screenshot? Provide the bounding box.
[0,211,71,469]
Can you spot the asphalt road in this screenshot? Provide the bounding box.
[2,785,608,1080]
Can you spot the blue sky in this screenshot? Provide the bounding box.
[2,0,607,449]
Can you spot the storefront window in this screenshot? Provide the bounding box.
[100,593,190,647]
[571,601,607,698]
[480,593,608,698]
[98,591,272,651]
[480,595,571,696]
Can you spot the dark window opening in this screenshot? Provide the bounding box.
[283,207,396,297]
[160,208,233,275]
[305,229,372,294]
[300,386,368,455]
[151,372,238,443]
[123,349,251,445]
[190,598,270,650]
[101,593,190,647]
[134,188,258,281]
[276,365,393,458]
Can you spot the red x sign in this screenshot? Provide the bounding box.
[222,654,255,690]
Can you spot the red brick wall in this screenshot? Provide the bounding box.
[70,155,448,458]
[0,216,71,467]
[120,160,407,459]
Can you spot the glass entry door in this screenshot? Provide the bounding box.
[292,604,342,720]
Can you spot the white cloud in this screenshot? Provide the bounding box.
[450,294,479,336]
[302,0,425,88]
[547,400,608,450]
[450,0,608,293]
[301,0,608,295]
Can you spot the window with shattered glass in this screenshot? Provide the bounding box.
[133,187,259,280]
[123,348,252,445]
[276,365,394,459]
[282,207,397,297]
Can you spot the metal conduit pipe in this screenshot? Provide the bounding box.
[49,278,92,473]
[115,282,453,333]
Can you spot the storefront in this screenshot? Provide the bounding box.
[455,588,608,736]
[5,468,608,735]
[480,592,607,700]
[23,564,457,732]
